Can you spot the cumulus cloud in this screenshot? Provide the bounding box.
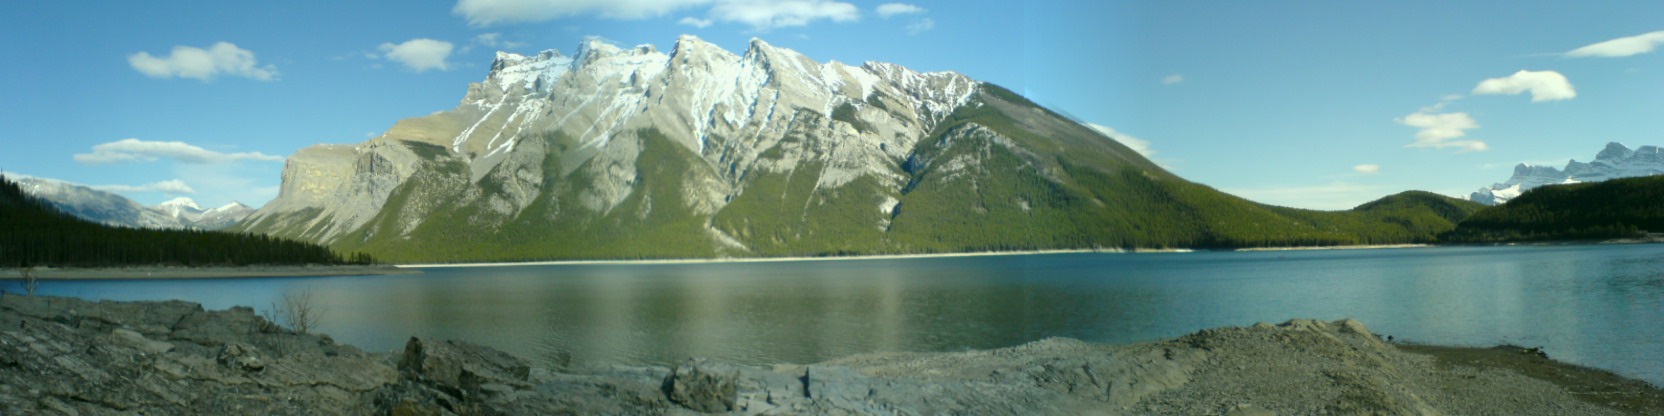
[1471,70,1576,102]
[709,0,859,31]
[379,39,455,72]
[1084,123,1157,158]
[876,3,925,18]
[127,42,277,81]
[454,0,714,25]
[679,16,714,28]
[90,179,197,195]
[1397,111,1486,152]
[1566,30,1664,58]
[74,139,284,165]
[1161,74,1184,85]
[1353,164,1381,174]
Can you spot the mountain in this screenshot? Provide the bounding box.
[157,196,256,230]
[1469,142,1664,205]
[1445,175,1664,242]
[0,176,366,267]
[7,176,254,230]
[238,36,1477,262]
[10,175,182,229]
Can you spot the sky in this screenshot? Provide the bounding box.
[1,1,1660,210]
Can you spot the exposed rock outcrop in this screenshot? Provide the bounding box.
[2,294,1655,415]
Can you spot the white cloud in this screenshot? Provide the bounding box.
[876,3,924,18]
[1397,111,1486,152]
[708,0,859,31]
[379,39,455,72]
[1566,30,1664,58]
[90,179,197,195]
[905,18,934,35]
[1471,70,1576,102]
[1353,164,1381,174]
[127,42,277,81]
[454,0,714,25]
[1224,182,1388,211]
[74,139,284,165]
[1161,74,1184,85]
[679,16,714,28]
[1084,123,1157,158]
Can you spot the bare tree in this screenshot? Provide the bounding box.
[266,289,327,334]
[20,261,37,296]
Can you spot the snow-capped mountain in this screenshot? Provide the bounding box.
[6,176,254,230]
[1470,142,1664,205]
[238,35,1455,262]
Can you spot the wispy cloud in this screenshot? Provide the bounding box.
[1472,70,1576,102]
[472,33,526,50]
[74,139,283,165]
[679,16,714,28]
[875,3,924,18]
[1353,164,1381,174]
[454,0,859,32]
[1223,182,1389,211]
[90,179,197,195]
[708,0,859,31]
[1161,74,1184,85]
[1566,30,1664,58]
[128,42,277,81]
[454,0,713,26]
[1397,111,1486,152]
[904,18,934,35]
[1083,122,1158,159]
[378,38,455,72]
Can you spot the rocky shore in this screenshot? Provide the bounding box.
[3,264,418,280]
[2,294,1659,415]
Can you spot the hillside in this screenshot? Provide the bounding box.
[238,36,1485,263]
[0,176,368,267]
[1444,175,1664,242]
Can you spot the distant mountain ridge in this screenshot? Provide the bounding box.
[1470,142,1664,205]
[238,35,1484,262]
[7,175,253,230]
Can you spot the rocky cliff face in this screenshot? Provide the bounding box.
[239,36,1113,259]
[1471,142,1664,205]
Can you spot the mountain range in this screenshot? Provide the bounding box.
[1469,142,1664,205]
[8,175,253,230]
[237,36,1483,262]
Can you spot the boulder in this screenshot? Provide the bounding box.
[397,337,530,400]
[663,358,739,413]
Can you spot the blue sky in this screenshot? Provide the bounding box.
[2,1,1660,210]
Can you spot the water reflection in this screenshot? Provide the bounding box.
[18,244,1664,386]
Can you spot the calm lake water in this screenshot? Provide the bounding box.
[16,244,1664,386]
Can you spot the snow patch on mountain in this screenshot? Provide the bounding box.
[1470,142,1664,205]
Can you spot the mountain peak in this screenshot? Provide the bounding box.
[1596,141,1633,161]
[159,197,202,211]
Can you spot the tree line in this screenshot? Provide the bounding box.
[1,176,373,267]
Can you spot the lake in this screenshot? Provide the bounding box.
[16,244,1664,387]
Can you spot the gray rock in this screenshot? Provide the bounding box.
[664,357,739,412]
[218,342,266,372]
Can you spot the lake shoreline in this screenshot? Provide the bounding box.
[2,294,1659,414]
[0,264,418,280]
[398,244,1443,268]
